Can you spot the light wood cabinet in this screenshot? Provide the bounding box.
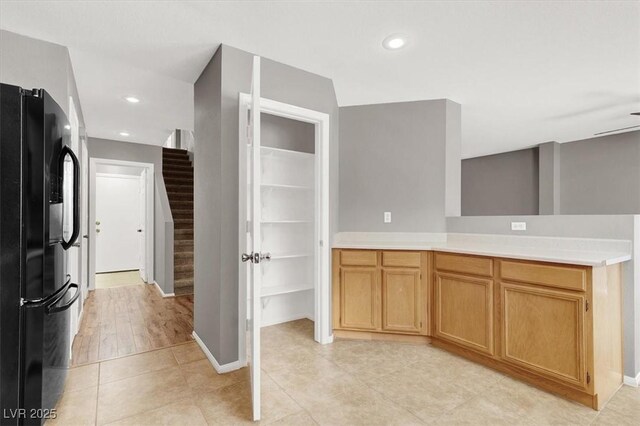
[333,250,428,337]
[499,282,587,389]
[382,269,422,333]
[434,272,494,355]
[332,248,622,410]
[339,267,379,330]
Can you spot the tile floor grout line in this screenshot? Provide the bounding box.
[261,369,310,424]
[94,362,100,426]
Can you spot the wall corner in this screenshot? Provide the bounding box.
[538,141,561,214]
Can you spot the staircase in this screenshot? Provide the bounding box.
[162,148,194,296]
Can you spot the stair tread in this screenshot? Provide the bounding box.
[175,265,194,271]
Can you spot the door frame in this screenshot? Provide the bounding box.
[238,93,332,367]
[88,157,154,290]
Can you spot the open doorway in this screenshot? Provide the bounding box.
[88,158,154,290]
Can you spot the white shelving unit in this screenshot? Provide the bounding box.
[259,144,315,326]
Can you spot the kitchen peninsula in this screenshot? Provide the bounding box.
[332,232,631,410]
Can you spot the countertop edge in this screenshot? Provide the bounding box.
[331,243,631,267]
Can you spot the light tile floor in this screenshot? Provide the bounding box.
[51,319,639,425]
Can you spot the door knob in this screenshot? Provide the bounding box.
[241,252,271,263]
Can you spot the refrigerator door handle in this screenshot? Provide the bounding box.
[60,145,80,250]
[45,283,80,315]
[21,275,71,308]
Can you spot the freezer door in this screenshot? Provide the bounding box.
[0,83,25,421]
[20,89,76,425]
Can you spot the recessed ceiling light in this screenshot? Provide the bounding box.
[382,34,407,50]
[124,96,140,103]
[119,131,130,137]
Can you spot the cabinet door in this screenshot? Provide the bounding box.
[339,267,379,330]
[434,272,494,355]
[382,269,421,333]
[500,282,587,389]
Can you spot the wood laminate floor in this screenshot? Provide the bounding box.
[71,284,193,366]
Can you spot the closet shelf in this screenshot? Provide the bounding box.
[261,145,314,160]
[262,220,312,224]
[261,284,314,298]
[261,183,313,190]
[269,253,313,260]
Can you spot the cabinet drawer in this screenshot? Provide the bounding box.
[382,251,421,268]
[340,250,377,267]
[500,260,587,292]
[435,253,493,277]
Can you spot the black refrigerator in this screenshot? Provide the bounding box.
[1,83,81,425]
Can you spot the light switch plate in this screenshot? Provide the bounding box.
[384,212,392,223]
[511,222,527,231]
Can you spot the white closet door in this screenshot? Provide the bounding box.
[247,55,262,422]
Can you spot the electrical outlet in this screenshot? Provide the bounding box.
[511,222,527,231]
[384,212,392,223]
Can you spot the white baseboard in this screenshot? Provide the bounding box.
[192,331,244,374]
[624,372,640,387]
[153,281,175,298]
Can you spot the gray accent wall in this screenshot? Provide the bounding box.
[447,214,640,379]
[262,114,315,153]
[0,30,84,127]
[538,142,561,215]
[559,131,640,214]
[339,99,460,232]
[461,148,539,216]
[87,138,174,294]
[194,45,339,365]
[194,47,223,365]
[461,131,640,216]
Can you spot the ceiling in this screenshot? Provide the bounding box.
[1,1,638,158]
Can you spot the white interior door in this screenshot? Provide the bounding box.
[138,169,147,282]
[246,55,262,422]
[95,174,141,273]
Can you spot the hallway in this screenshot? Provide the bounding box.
[72,284,193,366]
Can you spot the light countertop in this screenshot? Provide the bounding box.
[332,233,632,267]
